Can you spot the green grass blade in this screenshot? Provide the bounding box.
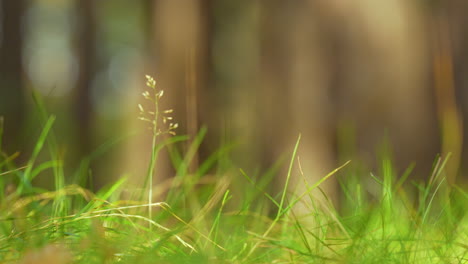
[17,115,56,194]
[277,134,301,219]
[284,160,350,218]
[240,168,279,208]
[208,189,230,246]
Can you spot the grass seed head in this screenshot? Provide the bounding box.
[138,75,178,136]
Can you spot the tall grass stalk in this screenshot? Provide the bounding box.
[145,89,159,225]
[138,75,177,225]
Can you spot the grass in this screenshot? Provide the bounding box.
[0,79,467,263]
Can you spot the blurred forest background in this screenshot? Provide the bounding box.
[0,0,467,193]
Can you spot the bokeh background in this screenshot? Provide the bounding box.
[0,0,467,194]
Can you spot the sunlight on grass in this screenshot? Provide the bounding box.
[0,77,466,264]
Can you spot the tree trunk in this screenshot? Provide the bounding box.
[73,0,96,187]
[0,0,26,155]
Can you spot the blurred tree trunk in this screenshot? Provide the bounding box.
[153,0,212,170]
[444,0,468,183]
[123,0,213,188]
[203,0,263,175]
[189,0,212,168]
[73,0,96,187]
[423,0,466,184]
[259,0,336,205]
[0,0,25,155]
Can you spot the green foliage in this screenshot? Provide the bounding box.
[0,77,466,263]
